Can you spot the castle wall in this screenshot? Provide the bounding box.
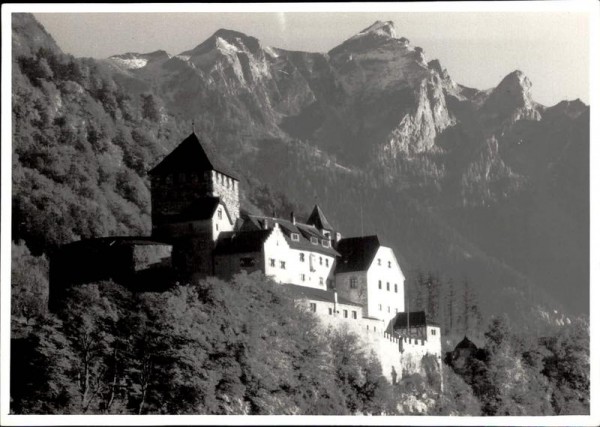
[214,250,264,279]
[172,235,215,278]
[49,240,173,311]
[211,171,240,223]
[297,298,363,328]
[335,271,369,316]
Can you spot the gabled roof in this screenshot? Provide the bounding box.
[283,284,362,307]
[214,229,273,255]
[334,235,381,273]
[393,311,439,329]
[306,205,333,231]
[149,132,238,180]
[240,215,340,257]
[155,197,232,224]
[455,336,478,351]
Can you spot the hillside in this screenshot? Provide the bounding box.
[9,13,590,417]
[12,13,588,333]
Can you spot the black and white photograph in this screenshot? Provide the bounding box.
[1,2,598,425]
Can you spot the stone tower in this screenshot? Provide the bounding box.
[149,132,240,238]
[148,132,239,277]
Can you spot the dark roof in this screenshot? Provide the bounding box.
[213,229,272,255]
[241,215,340,257]
[334,235,381,273]
[306,205,333,231]
[393,311,439,329]
[283,284,362,307]
[155,197,231,223]
[57,236,172,252]
[455,336,478,351]
[149,132,238,180]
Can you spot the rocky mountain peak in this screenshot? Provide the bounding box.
[358,20,397,38]
[181,28,262,58]
[481,70,539,123]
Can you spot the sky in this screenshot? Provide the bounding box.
[32,11,590,107]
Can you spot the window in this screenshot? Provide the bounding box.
[217,208,222,220]
[319,257,323,265]
[350,277,358,289]
[319,277,324,286]
[343,310,348,318]
[280,261,286,269]
[291,233,300,241]
[395,308,398,314]
[378,304,382,311]
[301,273,306,282]
[300,253,305,262]
[388,261,391,268]
[378,258,381,266]
[387,306,391,313]
[328,307,333,315]
[374,327,377,332]
[269,258,275,267]
[386,282,390,291]
[310,237,318,244]
[431,329,436,336]
[216,224,219,231]
[240,257,256,267]
[325,258,329,267]
[378,280,382,289]
[394,284,398,293]
[352,311,357,319]
[310,303,316,313]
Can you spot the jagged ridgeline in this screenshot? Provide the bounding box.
[12,13,587,333]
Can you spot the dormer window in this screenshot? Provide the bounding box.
[322,240,330,248]
[291,233,300,241]
[310,237,318,245]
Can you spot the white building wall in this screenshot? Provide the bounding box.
[263,226,293,283]
[365,246,405,325]
[287,248,335,289]
[211,202,234,241]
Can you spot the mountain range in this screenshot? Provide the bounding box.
[12,14,589,332]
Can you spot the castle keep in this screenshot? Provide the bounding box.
[50,132,442,381]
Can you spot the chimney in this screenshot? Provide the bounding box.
[290,211,296,225]
[263,219,269,230]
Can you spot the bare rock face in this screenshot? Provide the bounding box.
[479,70,542,132]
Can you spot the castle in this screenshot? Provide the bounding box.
[50,132,442,382]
